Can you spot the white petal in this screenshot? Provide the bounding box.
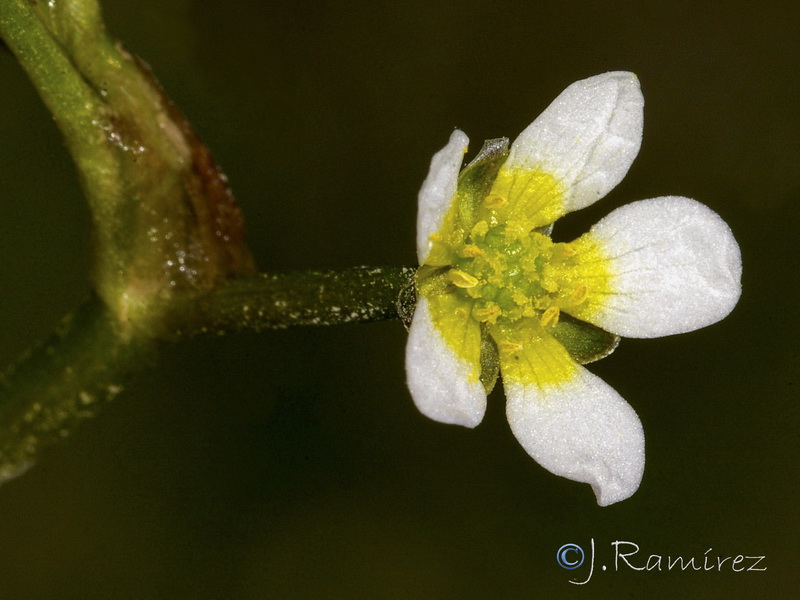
[585,196,742,338]
[505,367,644,506]
[405,296,487,428]
[504,71,643,214]
[416,130,469,263]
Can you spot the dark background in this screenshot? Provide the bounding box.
[1,1,797,597]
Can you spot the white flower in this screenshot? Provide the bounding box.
[406,72,742,506]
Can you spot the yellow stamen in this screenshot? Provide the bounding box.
[498,340,523,354]
[511,290,529,307]
[459,244,485,258]
[539,305,560,328]
[470,220,489,241]
[553,242,578,258]
[448,268,479,288]
[568,285,588,305]
[472,304,501,324]
[483,194,508,209]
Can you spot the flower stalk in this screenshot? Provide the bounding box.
[167,266,417,337]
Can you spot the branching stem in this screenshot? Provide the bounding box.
[0,0,418,485]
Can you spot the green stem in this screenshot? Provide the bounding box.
[0,0,115,209]
[0,0,101,129]
[0,1,418,484]
[169,266,418,336]
[1,0,256,324]
[0,267,417,483]
[0,296,156,484]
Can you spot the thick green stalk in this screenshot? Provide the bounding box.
[0,0,256,329]
[0,0,106,155]
[0,0,257,482]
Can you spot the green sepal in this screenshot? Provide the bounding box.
[454,138,510,232]
[479,326,500,394]
[551,313,620,365]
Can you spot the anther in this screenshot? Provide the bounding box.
[568,285,588,305]
[447,268,479,288]
[498,341,523,354]
[483,194,508,209]
[470,220,489,240]
[554,242,578,258]
[472,304,501,324]
[539,305,560,328]
[459,244,485,258]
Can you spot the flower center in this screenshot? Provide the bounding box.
[445,210,585,328]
